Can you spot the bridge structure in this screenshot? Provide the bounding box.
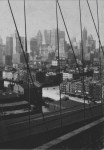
[1,0,103,149]
[36,117,104,149]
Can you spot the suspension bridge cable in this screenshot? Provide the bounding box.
[24,0,31,135]
[8,0,49,141]
[86,0,104,114]
[56,0,62,128]
[86,0,104,56]
[8,0,34,87]
[57,0,81,74]
[96,0,103,115]
[24,0,27,54]
[79,0,86,120]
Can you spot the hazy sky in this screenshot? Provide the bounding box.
[0,0,104,47]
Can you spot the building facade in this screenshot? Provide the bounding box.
[44,30,51,45]
[0,44,3,64]
[82,27,88,57]
[51,29,65,51]
[6,36,13,56]
[30,37,39,57]
[36,30,43,46]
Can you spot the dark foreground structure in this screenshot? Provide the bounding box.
[0,101,103,148]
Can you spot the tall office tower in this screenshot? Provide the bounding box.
[82,27,88,57]
[55,37,66,58]
[51,29,57,50]
[16,36,25,54]
[0,45,3,64]
[6,36,13,56]
[87,34,96,51]
[59,38,65,58]
[59,30,65,40]
[51,29,65,51]
[0,36,3,45]
[44,30,51,45]
[36,30,43,46]
[12,32,17,54]
[12,32,25,64]
[82,27,87,42]
[30,37,39,59]
[13,31,25,54]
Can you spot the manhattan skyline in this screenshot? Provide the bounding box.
[0,0,104,47]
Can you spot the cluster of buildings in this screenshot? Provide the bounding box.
[60,77,104,101]
[0,28,67,66]
[0,26,100,68]
[0,26,103,102]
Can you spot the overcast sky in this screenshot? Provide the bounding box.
[0,0,104,47]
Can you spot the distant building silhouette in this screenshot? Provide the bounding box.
[36,30,43,46]
[12,31,25,65]
[6,36,13,56]
[83,27,87,43]
[44,30,51,45]
[30,37,39,60]
[0,36,3,45]
[81,27,88,58]
[51,29,65,51]
[0,44,3,64]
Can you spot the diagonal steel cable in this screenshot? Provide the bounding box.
[86,0,104,56]
[87,0,104,114]
[56,0,62,128]
[24,0,31,136]
[96,0,103,115]
[57,0,81,74]
[8,0,50,141]
[79,0,86,120]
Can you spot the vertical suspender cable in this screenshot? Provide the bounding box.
[79,0,86,120]
[24,0,27,54]
[8,0,33,84]
[57,0,80,74]
[86,0,104,114]
[96,0,103,115]
[24,0,31,135]
[56,0,62,128]
[86,0,104,55]
[23,0,49,141]
[7,0,45,91]
[8,0,49,141]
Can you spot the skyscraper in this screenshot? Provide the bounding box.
[6,36,13,56]
[30,37,39,59]
[0,36,3,45]
[51,29,57,50]
[12,31,25,55]
[59,31,65,40]
[12,32,25,64]
[36,30,43,46]
[51,29,65,51]
[82,27,87,42]
[44,30,51,45]
[82,27,87,56]
[12,32,17,54]
[16,36,25,54]
[0,44,3,64]
[59,38,65,57]
[87,34,96,51]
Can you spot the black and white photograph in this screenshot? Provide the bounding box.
[0,0,104,149]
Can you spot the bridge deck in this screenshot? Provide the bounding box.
[36,117,104,149]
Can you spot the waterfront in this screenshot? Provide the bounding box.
[0,0,104,149]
